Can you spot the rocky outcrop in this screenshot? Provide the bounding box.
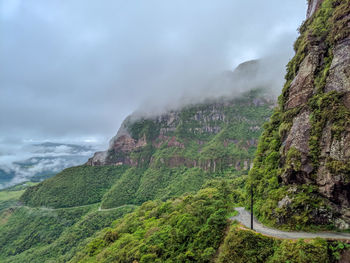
[325,38,350,93]
[251,0,350,229]
[285,48,319,109]
[306,0,323,19]
[87,81,274,172]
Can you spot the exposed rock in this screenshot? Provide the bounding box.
[251,0,350,229]
[282,111,314,181]
[283,111,310,154]
[110,135,137,153]
[330,132,350,161]
[285,49,319,109]
[167,136,185,148]
[243,160,249,170]
[306,0,323,19]
[87,151,107,166]
[335,218,350,230]
[85,64,275,170]
[278,195,292,209]
[317,165,336,200]
[325,38,350,93]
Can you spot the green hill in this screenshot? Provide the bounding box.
[20,165,128,208]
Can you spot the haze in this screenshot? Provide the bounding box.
[1,0,306,154]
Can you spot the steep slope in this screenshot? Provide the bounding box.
[21,88,274,209]
[19,166,128,208]
[0,204,135,263]
[88,89,273,172]
[250,0,350,230]
[12,61,275,262]
[69,181,233,263]
[69,180,350,263]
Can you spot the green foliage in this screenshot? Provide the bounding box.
[0,205,92,258]
[331,0,350,44]
[71,183,233,263]
[0,205,135,263]
[101,167,143,208]
[218,225,346,263]
[217,226,276,263]
[128,119,161,141]
[130,144,156,167]
[248,0,350,230]
[268,238,329,263]
[101,166,221,209]
[4,90,275,262]
[285,147,302,171]
[309,91,350,167]
[20,165,128,208]
[329,241,350,260]
[326,158,350,179]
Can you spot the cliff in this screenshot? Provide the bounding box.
[20,60,275,211]
[87,94,273,172]
[250,0,350,230]
[87,61,275,173]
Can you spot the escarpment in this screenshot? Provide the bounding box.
[86,59,276,174]
[250,0,350,229]
[87,91,275,173]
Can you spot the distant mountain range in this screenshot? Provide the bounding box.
[0,142,96,189]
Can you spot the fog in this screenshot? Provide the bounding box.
[0,0,307,153]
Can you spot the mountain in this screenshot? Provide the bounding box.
[250,0,350,230]
[0,59,279,262]
[20,88,274,209]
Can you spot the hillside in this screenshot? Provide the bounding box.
[249,0,350,230]
[20,88,274,210]
[0,58,279,262]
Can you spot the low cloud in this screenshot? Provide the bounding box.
[0,141,97,189]
[0,0,307,176]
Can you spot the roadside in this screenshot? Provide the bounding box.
[231,207,350,240]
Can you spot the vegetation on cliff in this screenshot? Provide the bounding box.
[21,90,273,210]
[249,0,350,230]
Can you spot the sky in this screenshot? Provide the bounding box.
[0,0,307,155]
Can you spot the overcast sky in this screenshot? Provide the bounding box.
[0,0,307,152]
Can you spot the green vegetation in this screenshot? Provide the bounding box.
[0,204,135,263]
[101,167,144,208]
[248,0,350,229]
[3,1,350,260]
[1,91,278,262]
[0,182,38,211]
[129,119,162,141]
[21,90,273,211]
[0,190,24,202]
[71,182,233,263]
[20,165,128,208]
[217,224,347,263]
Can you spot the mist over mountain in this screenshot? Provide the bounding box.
[0,142,97,189]
[0,0,306,146]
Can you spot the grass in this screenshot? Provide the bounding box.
[0,190,24,202]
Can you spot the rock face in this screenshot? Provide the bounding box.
[306,0,323,19]
[250,0,350,229]
[87,60,276,173]
[87,91,275,172]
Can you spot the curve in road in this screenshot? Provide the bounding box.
[231,207,350,240]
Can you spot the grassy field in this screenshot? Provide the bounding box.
[0,190,24,202]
